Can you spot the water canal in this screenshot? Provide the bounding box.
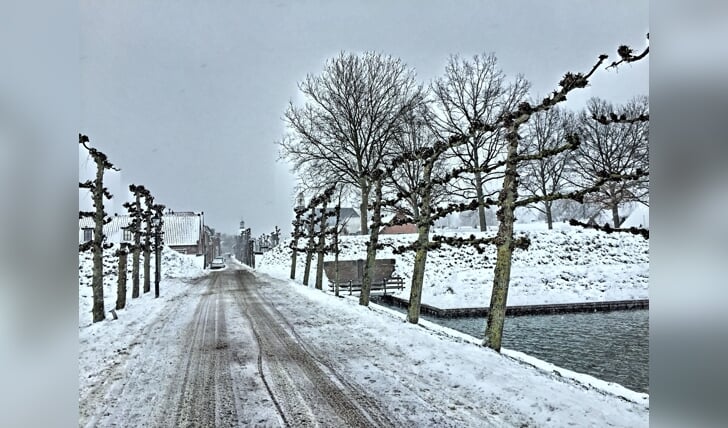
[371,297,649,394]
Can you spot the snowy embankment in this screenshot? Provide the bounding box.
[257,222,649,309]
[78,245,205,403]
[78,245,205,326]
[253,270,649,424]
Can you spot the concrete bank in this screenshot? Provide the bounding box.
[374,295,649,318]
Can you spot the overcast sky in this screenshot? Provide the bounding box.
[79,0,648,236]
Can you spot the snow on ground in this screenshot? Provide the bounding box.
[79,239,648,426]
[78,245,205,326]
[257,222,649,309]
[253,269,649,426]
[78,245,206,404]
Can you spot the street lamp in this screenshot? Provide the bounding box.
[151,213,161,298]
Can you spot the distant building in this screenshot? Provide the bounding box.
[79,211,208,256]
[312,207,360,235]
[380,211,417,234]
[202,225,221,265]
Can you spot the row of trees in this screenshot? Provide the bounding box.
[253,226,281,253]
[289,186,344,292]
[280,52,648,234]
[279,37,649,352]
[79,134,166,323]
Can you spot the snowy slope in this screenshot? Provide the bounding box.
[257,222,649,308]
[78,245,206,414]
[78,244,205,327]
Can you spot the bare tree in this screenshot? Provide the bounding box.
[115,243,130,310]
[302,208,317,286]
[548,199,602,224]
[519,106,576,229]
[280,51,424,234]
[384,103,450,219]
[330,199,343,297]
[394,142,450,322]
[79,134,118,323]
[314,188,336,290]
[482,38,649,352]
[297,187,335,286]
[373,137,474,320]
[570,96,649,227]
[152,203,165,298]
[431,53,530,231]
[289,194,306,280]
[142,190,155,294]
[123,184,146,298]
[359,169,385,306]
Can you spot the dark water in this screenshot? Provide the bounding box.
[373,298,649,393]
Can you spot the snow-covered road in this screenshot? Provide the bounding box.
[80,258,648,427]
[80,263,397,427]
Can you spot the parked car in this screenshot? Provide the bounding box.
[210,257,226,270]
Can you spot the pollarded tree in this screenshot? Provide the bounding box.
[329,199,344,297]
[519,106,577,229]
[79,134,119,323]
[281,51,425,234]
[430,53,530,231]
[152,203,165,298]
[289,197,306,280]
[115,243,130,310]
[141,190,155,294]
[364,133,487,315]
[386,139,454,320]
[313,187,336,290]
[301,204,318,286]
[123,184,147,299]
[359,169,385,306]
[569,96,649,227]
[481,38,649,352]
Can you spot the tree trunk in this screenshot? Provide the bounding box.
[360,178,383,306]
[302,213,316,286]
[132,194,141,298]
[410,196,420,220]
[289,243,298,280]
[290,214,301,279]
[334,203,342,297]
[484,129,519,352]
[406,222,431,324]
[474,170,488,231]
[116,247,127,310]
[359,178,370,235]
[406,160,434,324]
[545,201,553,230]
[143,219,151,293]
[611,203,621,228]
[155,237,161,298]
[314,201,328,290]
[334,246,340,297]
[91,160,105,323]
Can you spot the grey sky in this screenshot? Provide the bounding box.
[79,0,648,236]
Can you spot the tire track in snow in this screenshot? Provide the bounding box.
[158,272,241,427]
[231,269,397,427]
[79,282,202,427]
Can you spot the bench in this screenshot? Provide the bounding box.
[323,259,404,295]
